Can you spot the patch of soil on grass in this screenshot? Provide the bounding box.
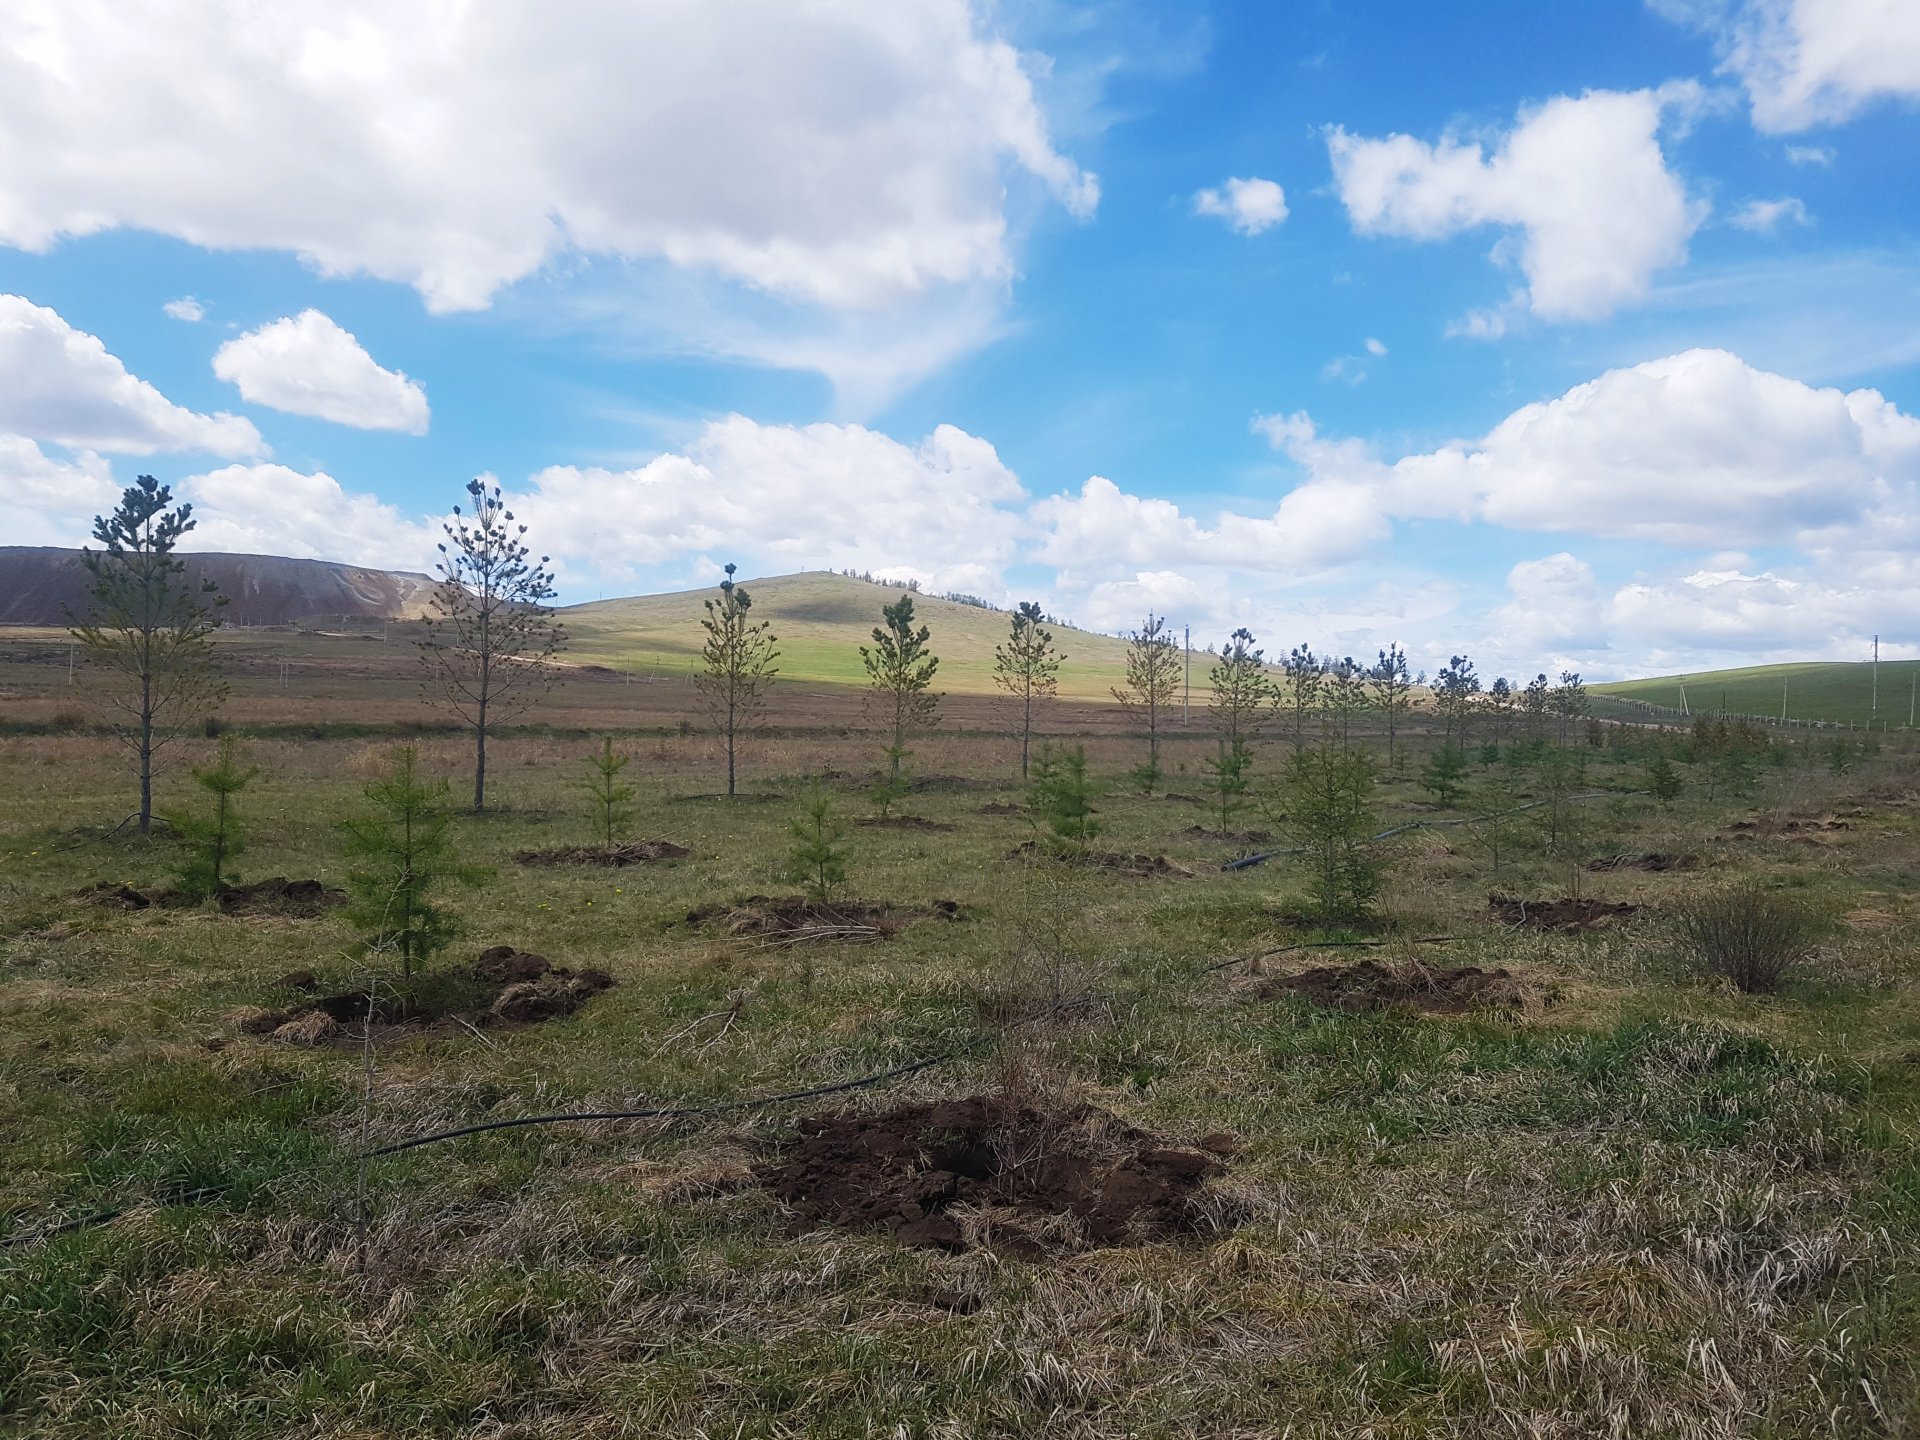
[1722,815,1853,842]
[71,881,153,909]
[1182,825,1274,846]
[515,840,691,867]
[214,877,346,916]
[1488,892,1639,930]
[686,896,963,942]
[1010,842,1195,879]
[977,801,1024,816]
[233,945,614,1045]
[1586,851,1701,873]
[753,1095,1232,1255]
[1161,792,1206,805]
[855,815,957,832]
[1254,958,1536,1014]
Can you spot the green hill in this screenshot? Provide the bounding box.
[564,571,1148,699]
[1595,659,1920,728]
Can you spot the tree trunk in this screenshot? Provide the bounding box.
[1020,686,1032,779]
[139,670,154,835]
[726,697,737,797]
[474,701,488,813]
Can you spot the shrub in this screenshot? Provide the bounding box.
[167,735,257,901]
[787,780,848,903]
[1028,743,1100,857]
[1673,883,1833,995]
[1285,742,1381,925]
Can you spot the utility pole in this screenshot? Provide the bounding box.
[1871,634,1879,722]
[1678,681,1689,716]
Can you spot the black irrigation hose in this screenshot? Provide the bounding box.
[1223,790,1644,870]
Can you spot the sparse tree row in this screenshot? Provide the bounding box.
[60,473,1868,958]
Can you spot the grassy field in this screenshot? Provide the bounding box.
[1,661,1918,1435]
[564,571,1145,699]
[1596,659,1920,730]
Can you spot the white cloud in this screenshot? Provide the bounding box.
[0,2,1094,314]
[1364,337,1388,357]
[1491,553,1610,659]
[178,464,440,570]
[213,310,429,434]
[0,294,263,456]
[163,297,204,322]
[1784,143,1834,166]
[1729,196,1810,231]
[1657,0,1920,131]
[0,434,119,545]
[1328,87,1704,321]
[509,416,1027,596]
[1193,177,1289,235]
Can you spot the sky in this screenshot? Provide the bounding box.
[2,0,1919,682]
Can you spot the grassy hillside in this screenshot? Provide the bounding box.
[565,571,1153,700]
[1596,659,1920,727]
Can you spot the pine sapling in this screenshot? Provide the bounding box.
[1646,754,1684,808]
[1420,746,1469,807]
[787,780,849,903]
[167,734,257,902]
[1028,743,1101,858]
[1203,737,1255,831]
[584,736,636,848]
[341,746,490,981]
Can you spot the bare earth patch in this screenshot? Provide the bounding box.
[1253,958,1540,1014]
[1586,851,1701,873]
[854,815,957,832]
[685,896,963,942]
[1722,814,1853,843]
[752,1095,1233,1255]
[71,876,344,916]
[1010,842,1195,878]
[514,840,691,866]
[230,945,614,1045]
[1488,892,1639,931]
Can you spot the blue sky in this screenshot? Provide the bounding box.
[2,0,1918,680]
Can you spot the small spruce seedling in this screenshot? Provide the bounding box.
[584,736,636,848]
[787,780,849,903]
[167,734,257,902]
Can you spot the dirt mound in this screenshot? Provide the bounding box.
[214,877,345,916]
[1183,825,1273,846]
[515,840,691,867]
[685,896,962,942]
[977,801,1024,816]
[855,815,956,832]
[236,945,614,1044]
[753,1095,1231,1255]
[1586,851,1701,873]
[1723,815,1853,842]
[71,881,153,909]
[1256,958,1534,1014]
[1011,842,1194,879]
[1488,892,1638,930]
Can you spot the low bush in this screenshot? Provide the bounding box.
[1673,882,1833,994]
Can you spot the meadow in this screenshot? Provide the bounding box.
[1,631,1918,1438]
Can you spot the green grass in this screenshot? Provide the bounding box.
[1596,658,1920,729]
[563,570,1141,697]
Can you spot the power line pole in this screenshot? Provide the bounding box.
[1871,634,1879,722]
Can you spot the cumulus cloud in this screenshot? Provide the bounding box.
[1729,196,1810,231]
[213,311,429,434]
[163,297,204,322]
[1193,177,1289,235]
[1784,143,1834,166]
[0,2,1094,314]
[175,463,440,569]
[508,416,1028,596]
[0,294,263,456]
[1328,87,1704,321]
[0,434,119,545]
[1656,0,1920,131]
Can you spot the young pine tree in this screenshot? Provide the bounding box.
[786,781,849,903]
[993,601,1063,780]
[341,747,489,980]
[696,563,780,797]
[1646,754,1685,808]
[860,595,941,818]
[1420,746,1469,807]
[167,735,258,902]
[1281,644,1322,750]
[1027,743,1101,858]
[1285,742,1382,925]
[584,736,636,848]
[67,476,229,834]
[1205,627,1276,829]
[1368,644,1413,770]
[419,479,566,813]
[1112,614,1181,793]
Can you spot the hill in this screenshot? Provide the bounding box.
[1595,659,1920,728]
[564,572,1155,700]
[0,547,439,627]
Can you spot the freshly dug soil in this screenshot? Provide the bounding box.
[515,840,691,867]
[71,876,343,916]
[1586,852,1701,873]
[1488,892,1638,930]
[1010,842,1195,878]
[855,816,957,832]
[1723,815,1853,842]
[1256,958,1534,1014]
[753,1095,1231,1255]
[214,877,346,916]
[234,945,614,1044]
[977,801,1024,816]
[1182,825,1274,846]
[685,896,963,941]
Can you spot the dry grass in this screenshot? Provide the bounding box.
[0,664,1917,1436]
